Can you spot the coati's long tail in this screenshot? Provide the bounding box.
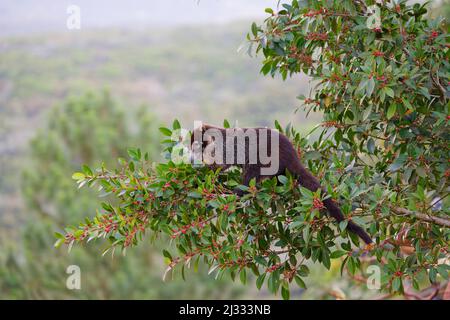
[323,198,373,244]
[293,163,373,244]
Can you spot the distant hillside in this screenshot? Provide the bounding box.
[0,21,318,232]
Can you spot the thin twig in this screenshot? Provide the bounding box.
[390,206,450,228]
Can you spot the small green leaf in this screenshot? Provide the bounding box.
[330,250,347,259]
[82,165,93,176]
[384,87,395,98]
[159,127,172,136]
[188,191,202,199]
[278,175,288,185]
[239,268,247,285]
[281,284,290,300]
[392,277,402,292]
[387,104,397,119]
[54,238,64,248]
[367,138,375,154]
[256,274,266,290]
[436,265,449,280]
[172,119,181,130]
[251,22,258,37]
[72,172,85,181]
[294,275,306,288]
[163,250,172,260]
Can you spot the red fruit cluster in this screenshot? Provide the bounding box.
[170,218,207,239]
[430,30,439,39]
[376,75,389,88]
[394,270,403,277]
[124,228,138,247]
[289,51,314,66]
[329,73,342,83]
[304,98,320,105]
[372,50,384,57]
[304,7,328,17]
[306,32,328,41]
[202,188,216,200]
[312,197,325,210]
[444,169,450,178]
[266,263,282,273]
[322,121,344,129]
[235,239,245,248]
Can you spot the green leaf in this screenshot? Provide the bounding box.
[330,250,347,259]
[339,220,348,232]
[297,265,310,277]
[256,274,266,290]
[366,77,375,97]
[278,175,288,185]
[54,232,65,239]
[281,284,290,300]
[347,257,356,275]
[384,87,395,98]
[294,275,306,288]
[188,191,202,199]
[415,166,426,178]
[255,256,267,266]
[303,151,322,160]
[54,238,64,248]
[387,104,397,119]
[72,172,85,181]
[162,250,172,260]
[251,22,258,37]
[261,62,272,75]
[367,138,375,154]
[159,127,172,136]
[389,154,408,172]
[172,119,181,130]
[239,268,247,285]
[82,165,93,176]
[392,277,402,292]
[436,265,449,280]
[429,267,437,283]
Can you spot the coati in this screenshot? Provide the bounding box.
[190,123,373,245]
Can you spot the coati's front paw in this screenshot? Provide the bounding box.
[233,187,245,197]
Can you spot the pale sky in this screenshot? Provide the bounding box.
[0,0,278,36]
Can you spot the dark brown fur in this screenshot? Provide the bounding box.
[191,124,372,244]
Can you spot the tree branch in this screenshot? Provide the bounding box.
[391,206,450,228]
